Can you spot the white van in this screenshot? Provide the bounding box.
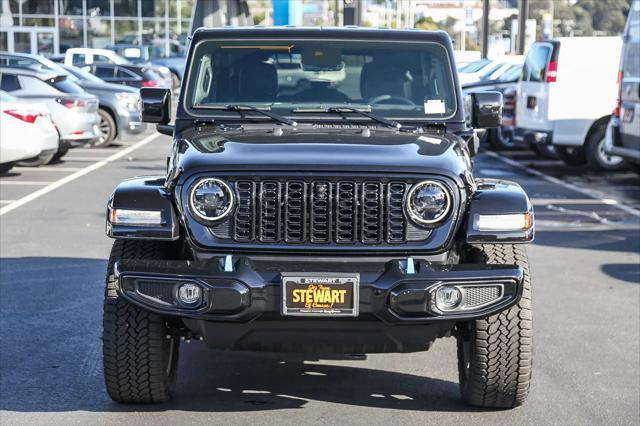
[516,37,624,170]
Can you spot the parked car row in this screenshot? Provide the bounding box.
[0,51,148,173]
[460,1,640,175]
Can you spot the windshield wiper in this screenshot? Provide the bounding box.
[200,104,297,126]
[292,106,411,131]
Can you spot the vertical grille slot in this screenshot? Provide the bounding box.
[234,180,255,241]
[336,181,358,243]
[224,178,429,245]
[310,181,332,243]
[387,182,407,243]
[284,181,307,243]
[259,181,281,242]
[361,182,383,243]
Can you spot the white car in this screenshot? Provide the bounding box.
[0,91,59,173]
[515,37,624,170]
[458,56,523,86]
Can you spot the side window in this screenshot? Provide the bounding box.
[622,2,640,80]
[94,54,113,63]
[0,74,21,91]
[521,44,551,82]
[72,53,87,65]
[94,66,115,78]
[17,75,60,94]
[116,67,136,78]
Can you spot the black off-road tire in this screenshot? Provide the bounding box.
[103,239,180,404]
[457,244,532,409]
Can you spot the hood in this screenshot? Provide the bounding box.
[175,129,470,185]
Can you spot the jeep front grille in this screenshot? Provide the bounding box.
[220,179,429,245]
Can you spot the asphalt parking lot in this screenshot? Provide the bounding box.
[0,130,638,425]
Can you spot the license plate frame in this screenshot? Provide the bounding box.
[281,272,360,317]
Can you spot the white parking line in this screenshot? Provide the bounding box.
[62,157,112,162]
[0,133,161,216]
[0,181,54,186]
[15,166,83,172]
[0,200,16,204]
[485,150,640,217]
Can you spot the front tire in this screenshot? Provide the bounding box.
[457,244,532,408]
[585,124,627,171]
[94,109,117,147]
[103,240,180,404]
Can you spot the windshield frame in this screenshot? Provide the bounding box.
[182,37,459,124]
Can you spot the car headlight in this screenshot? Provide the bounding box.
[115,92,140,111]
[189,178,234,221]
[406,180,451,225]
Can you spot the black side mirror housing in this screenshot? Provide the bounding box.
[469,91,502,128]
[140,88,171,124]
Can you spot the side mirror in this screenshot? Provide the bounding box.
[469,91,502,128]
[140,87,171,124]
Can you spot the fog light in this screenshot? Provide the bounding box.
[435,286,462,311]
[177,283,201,305]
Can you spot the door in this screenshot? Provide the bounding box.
[114,67,143,87]
[619,0,640,150]
[516,42,555,132]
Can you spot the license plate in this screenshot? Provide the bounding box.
[281,273,359,317]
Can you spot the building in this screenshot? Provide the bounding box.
[0,0,193,56]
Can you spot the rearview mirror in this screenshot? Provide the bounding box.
[469,91,502,128]
[140,87,171,124]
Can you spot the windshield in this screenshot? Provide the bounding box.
[459,59,490,73]
[185,39,457,121]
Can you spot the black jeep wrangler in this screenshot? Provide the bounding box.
[104,27,534,408]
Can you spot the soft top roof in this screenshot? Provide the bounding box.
[191,26,453,45]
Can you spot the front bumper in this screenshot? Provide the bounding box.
[115,256,523,323]
[116,109,146,135]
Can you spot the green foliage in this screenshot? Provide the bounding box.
[415,16,439,31]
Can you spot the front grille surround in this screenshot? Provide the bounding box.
[189,175,458,247]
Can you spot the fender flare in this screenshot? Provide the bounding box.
[464,178,534,244]
[106,176,179,241]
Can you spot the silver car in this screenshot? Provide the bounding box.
[0,67,100,159]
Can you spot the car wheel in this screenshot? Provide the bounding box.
[456,244,532,409]
[103,239,180,404]
[17,152,56,167]
[0,162,15,174]
[555,146,587,166]
[51,146,69,163]
[94,109,117,148]
[585,124,627,171]
[488,127,517,151]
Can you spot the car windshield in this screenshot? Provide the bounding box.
[185,39,457,121]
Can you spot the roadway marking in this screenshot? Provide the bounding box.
[531,198,624,206]
[0,133,161,216]
[485,150,640,217]
[62,157,113,162]
[0,181,54,186]
[0,200,16,204]
[15,166,83,172]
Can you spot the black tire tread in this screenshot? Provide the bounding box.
[102,239,179,404]
[458,244,532,408]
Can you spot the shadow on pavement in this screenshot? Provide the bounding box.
[533,228,640,254]
[601,263,640,284]
[0,257,471,414]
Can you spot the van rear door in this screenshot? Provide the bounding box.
[516,42,557,132]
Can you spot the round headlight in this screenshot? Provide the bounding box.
[189,178,234,221]
[406,180,451,225]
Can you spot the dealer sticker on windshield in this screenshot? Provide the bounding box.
[424,99,446,114]
[281,273,359,317]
